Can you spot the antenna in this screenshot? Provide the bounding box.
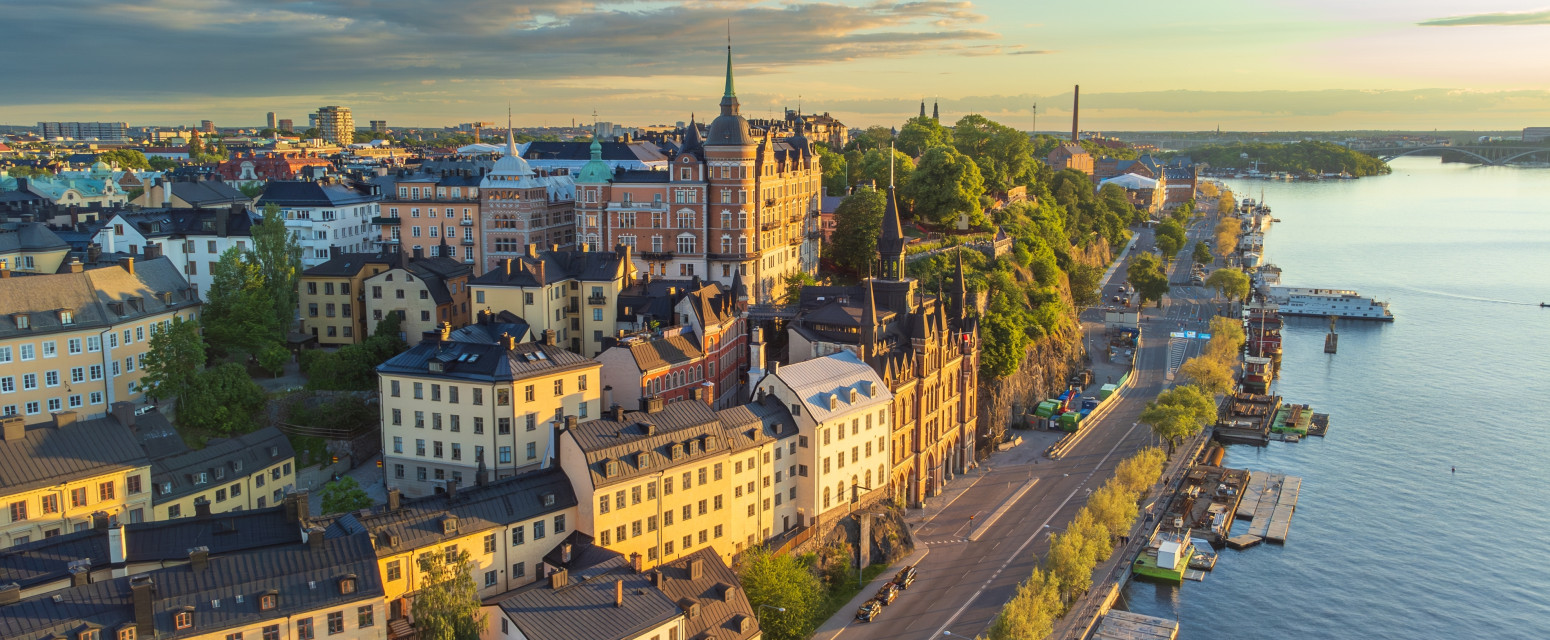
[889,141,895,188]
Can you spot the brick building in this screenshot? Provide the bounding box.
[480,129,578,272]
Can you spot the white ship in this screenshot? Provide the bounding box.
[1267,287,1394,321]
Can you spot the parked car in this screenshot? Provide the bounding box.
[855,599,883,622]
[894,565,918,589]
[876,582,900,605]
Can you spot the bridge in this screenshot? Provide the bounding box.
[1353,145,1550,166]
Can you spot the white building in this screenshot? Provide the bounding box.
[93,206,261,300]
[256,180,383,267]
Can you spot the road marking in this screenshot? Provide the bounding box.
[967,479,1038,542]
[928,419,1142,640]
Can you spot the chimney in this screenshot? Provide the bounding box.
[306,526,326,550]
[537,260,546,284]
[1,415,23,442]
[1071,84,1080,142]
[215,207,230,237]
[630,552,643,573]
[440,321,452,342]
[111,401,136,428]
[118,256,135,275]
[188,546,210,572]
[93,511,110,530]
[130,575,156,636]
[603,385,614,411]
[610,403,625,422]
[549,568,568,590]
[642,396,664,414]
[688,558,703,580]
[194,499,211,518]
[412,246,423,260]
[614,579,624,608]
[525,243,539,258]
[446,479,458,502]
[69,561,91,587]
[50,410,77,429]
[161,178,172,207]
[0,262,9,279]
[0,583,18,606]
[108,526,127,564]
[542,329,556,346]
[562,543,572,564]
[68,258,84,273]
[387,488,401,511]
[284,492,309,523]
[143,242,162,261]
[503,258,514,277]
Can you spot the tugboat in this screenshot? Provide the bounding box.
[1246,304,1283,360]
[1242,355,1275,393]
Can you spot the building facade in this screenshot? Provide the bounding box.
[0,410,152,548]
[370,169,483,267]
[92,206,259,300]
[317,105,355,147]
[299,251,401,346]
[467,246,636,357]
[257,180,383,267]
[480,132,579,269]
[361,254,472,347]
[596,281,748,410]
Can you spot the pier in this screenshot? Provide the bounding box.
[1238,472,1301,543]
[1093,610,1179,640]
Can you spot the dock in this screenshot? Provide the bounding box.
[1092,610,1180,640]
[1238,472,1301,543]
[1308,413,1330,437]
[1225,534,1262,549]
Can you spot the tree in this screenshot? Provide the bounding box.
[98,149,150,170]
[897,116,950,157]
[317,476,374,514]
[251,203,303,333]
[258,343,290,377]
[1140,385,1218,452]
[147,156,178,171]
[1046,530,1095,602]
[1154,219,1187,260]
[814,144,848,196]
[987,568,1062,640]
[1126,252,1170,307]
[1213,218,1240,259]
[951,114,1035,195]
[177,363,266,435]
[825,189,885,276]
[1204,316,1246,363]
[1192,241,1213,265]
[904,145,984,227]
[1179,355,1234,396]
[856,147,915,203]
[141,317,205,403]
[1066,262,1102,309]
[1114,447,1166,495]
[302,127,322,140]
[202,248,279,357]
[779,271,817,307]
[412,550,487,640]
[844,126,894,153]
[1204,268,1250,302]
[1217,189,1236,215]
[737,547,823,640]
[238,182,266,199]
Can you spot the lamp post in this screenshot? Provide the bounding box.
[944,631,975,639]
[755,604,786,627]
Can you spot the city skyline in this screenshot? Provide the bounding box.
[3,0,1549,130]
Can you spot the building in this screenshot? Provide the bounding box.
[785,188,979,507]
[0,219,70,276]
[520,139,671,175]
[0,256,201,418]
[1047,142,1093,175]
[575,51,822,302]
[256,179,383,267]
[37,122,128,141]
[0,529,388,640]
[480,130,579,262]
[92,205,261,300]
[142,424,296,521]
[751,351,893,526]
[362,253,472,347]
[321,469,579,620]
[300,250,401,346]
[9,170,130,209]
[468,245,636,357]
[479,543,684,640]
[0,409,152,547]
[556,396,800,570]
[370,120,388,132]
[377,333,601,498]
[216,151,335,186]
[369,168,483,267]
[267,112,277,129]
[129,177,250,210]
[1162,166,1198,208]
[1097,173,1163,214]
[199,120,216,134]
[316,106,355,147]
[596,280,749,410]
[278,118,295,131]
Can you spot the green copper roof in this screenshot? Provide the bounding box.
[723,46,735,98]
[576,123,611,183]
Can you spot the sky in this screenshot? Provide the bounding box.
[2,0,1549,131]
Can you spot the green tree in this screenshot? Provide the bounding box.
[1179,355,1234,396]
[1140,385,1218,452]
[203,248,280,357]
[147,156,178,171]
[251,203,303,333]
[987,568,1062,640]
[317,475,374,514]
[856,147,915,204]
[1066,262,1103,309]
[141,317,206,402]
[302,128,322,140]
[1046,530,1095,602]
[177,362,266,435]
[238,182,266,199]
[904,145,985,227]
[1204,268,1250,302]
[1192,241,1213,265]
[258,343,290,377]
[1126,252,1170,307]
[951,114,1035,195]
[779,271,817,307]
[896,116,950,157]
[825,189,885,276]
[302,314,408,391]
[98,149,150,170]
[844,126,894,153]
[738,547,823,640]
[412,550,487,640]
[814,144,849,196]
[1155,219,1187,260]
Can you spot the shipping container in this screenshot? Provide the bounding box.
[1099,384,1118,400]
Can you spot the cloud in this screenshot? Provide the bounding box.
[1008,50,1056,56]
[1418,9,1550,27]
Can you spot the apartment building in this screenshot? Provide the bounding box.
[316,105,356,147]
[557,396,801,571]
[0,410,152,548]
[256,180,383,267]
[362,253,472,347]
[144,426,296,521]
[92,205,258,299]
[0,256,201,418]
[369,169,483,267]
[468,245,636,357]
[0,219,69,276]
[597,280,749,411]
[299,250,401,346]
[378,333,601,498]
[481,131,579,269]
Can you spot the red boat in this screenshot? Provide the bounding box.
[1246,306,1283,359]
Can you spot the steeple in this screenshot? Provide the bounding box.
[720,42,738,117]
[588,118,602,159]
[877,142,906,281]
[920,100,926,119]
[861,275,879,364]
[706,36,753,146]
[505,107,518,158]
[953,247,968,321]
[932,101,939,122]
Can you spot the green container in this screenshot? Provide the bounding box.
[1099,384,1118,400]
[1060,412,1081,433]
[1035,401,1059,418]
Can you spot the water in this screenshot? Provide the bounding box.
[1119,157,1550,639]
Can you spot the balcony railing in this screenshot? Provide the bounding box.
[706,252,750,261]
[370,216,401,225]
[588,294,607,306]
[460,218,474,226]
[461,238,475,246]
[640,251,675,261]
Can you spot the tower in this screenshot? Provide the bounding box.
[932,101,940,122]
[953,247,968,321]
[877,148,906,282]
[920,100,926,119]
[1071,85,1080,142]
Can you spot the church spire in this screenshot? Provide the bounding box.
[920,99,926,119]
[932,101,939,122]
[861,274,879,364]
[505,106,518,158]
[877,142,906,280]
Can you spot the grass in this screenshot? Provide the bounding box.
[814,563,892,625]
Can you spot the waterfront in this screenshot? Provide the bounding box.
[1120,157,1550,638]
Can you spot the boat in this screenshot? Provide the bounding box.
[1242,355,1275,393]
[1541,302,1549,308]
[1133,532,1195,584]
[1267,287,1394,321]
[1245,305,1283,359]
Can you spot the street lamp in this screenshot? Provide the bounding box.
[944,631,976,639]
[755,604,786,626]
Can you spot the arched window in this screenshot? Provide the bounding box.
[823,487,831,509]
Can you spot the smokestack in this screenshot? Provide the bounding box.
[130,575,156,636]
[1071,84,1080,143]
[614,579,623,607]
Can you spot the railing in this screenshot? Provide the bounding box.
[587,295,607,306]
[461,238,474,246]
[706,252,750,261]
[640,251,674,261]
[370,216,401,225]
[460,218,474,226]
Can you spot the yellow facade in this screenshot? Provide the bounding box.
[0,245,68,276]
[468,250,634,358]
[299,257,394,346]
[375,506,579,605]
[153,457,294,521]
[0,307,196,419]
[176,601,386,640]
[0,460,152,548]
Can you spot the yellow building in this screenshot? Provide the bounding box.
[146,425,296,521]
[468,245,636,357]
[363,254,472,348]
[323,469,578,625]
[0,410,152,547]
[0,219,70,276]
[557,397,801,571]
[300,250,400,346]
[378,332,600,498]
[0,256,201,419]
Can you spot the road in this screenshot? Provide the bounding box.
[822,213,1225,640]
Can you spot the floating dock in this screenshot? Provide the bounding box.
[1225,534,1262,549]
[1237,472,1301,543]
[1093,610,1180,640]
[1307,413,1330,437]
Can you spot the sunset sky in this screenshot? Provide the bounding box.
[4,0,1549,130]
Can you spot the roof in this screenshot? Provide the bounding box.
[612,169,671,183]
[0,255,198,341]
[325,468,577,554]
[401,256,471,305]
[377,338,597,384]
[169,180,248,207]
[255,180,380,207]
[0,532,383,640]
[492,554,681,640]
[626,332,703,372]
[657,548,759,640]
[146,427,295,505]
[769,351,892,424]
[103,207,261,240]
[0,412,149,494]
[450,311,532,345]
[0,220,68,253]
[1099,173,1159,190]
[300,250,401,277]
[471,247,630,288]
[568,398,795,488]
[524,141,668,164]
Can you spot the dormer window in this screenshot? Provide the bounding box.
[173,609,193,630]
[12,314,28,330]
[117,625,137,640]
[541,493,556,506]
[638,452,651,468]
[849,389,859,403]
[671,444,683,459]
[59,310,74,325]
[79,629,99,640]
[339,576,357,595]
[703,437,717,451]
[260,593,277,611]
[605,460,620,477]
[829,394,838,411]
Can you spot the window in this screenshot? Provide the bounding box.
[71,487,87,508]
[387,560,401,581]
[511,525,525,546]
[327,611,344,635]
[358,605,375,628]
[297,618,314,640]
[484,570,497,587]
[7,501,24,522]
[512,561,527,578]
[533,519,546,540]
[41,494,59,514]
[262,626,280,640]
[175,611,193,630]
[260,593,278,611]
[99,481,115,501]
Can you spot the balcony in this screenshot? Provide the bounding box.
[706,252,750,261]
[760,221,777,232]
[564,303,580,314]
[460,218,474,226]
[806,230,822,240]
[788,236,802,247]
[461,238,475,246]
[370,216,401,225]
[588,294,607,306]
[640,251,675,261]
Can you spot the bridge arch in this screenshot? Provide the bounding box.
[1499,149,1550,164]
[1377,147,1495,164]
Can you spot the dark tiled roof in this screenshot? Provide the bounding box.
[106,207,261,240]
[658,548,760,640]
[492,554,681,640]
[0,255,198,341]
[0,532,383,640]
[325,469,576,555]
[569,398,794,489]
[300,250,401,277]
[0,413,149,494]
[472,248,630,288]
[626,333,702,372]
[613,169,670,183]
[616,278,698,324]
[402,256,471,305]
[170,180,248,207]
[377,339,595,384]
[0,220,68,252]
[256,180,379,207]
[147,427,295,505]
[451,312,533,345]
